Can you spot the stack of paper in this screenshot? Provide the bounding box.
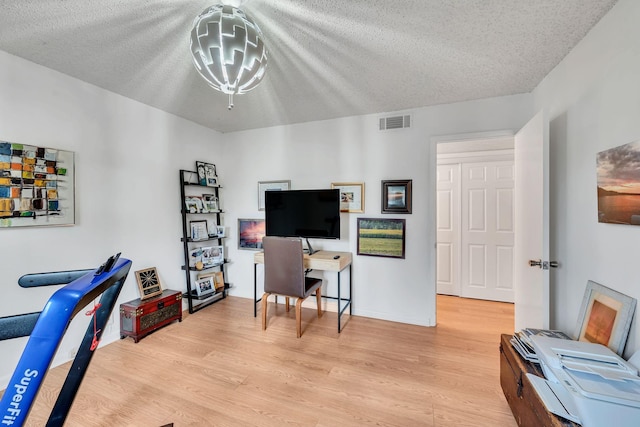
[511,328,573,363]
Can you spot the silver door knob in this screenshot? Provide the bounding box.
[529,259,559,269]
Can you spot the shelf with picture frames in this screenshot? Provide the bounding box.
[179,165,228,314]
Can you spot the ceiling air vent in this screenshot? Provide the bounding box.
[379,115,411,130]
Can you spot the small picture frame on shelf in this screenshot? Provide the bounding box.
[194,276,216,298]
[202,194,219,212]
[134,267,163,300]
[196,161,218,187]
[190,220,209,241]
[213,271,225,291]
[202,245,224,267]
[185,196,205,213]
[216,225,225,238]
[189,247,203,268]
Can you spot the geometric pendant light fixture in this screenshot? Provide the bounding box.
[190,4,268,110]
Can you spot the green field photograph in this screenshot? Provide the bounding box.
[357,218,406,259]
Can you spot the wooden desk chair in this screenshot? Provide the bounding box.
[261,236,323,337]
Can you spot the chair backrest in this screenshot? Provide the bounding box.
[263,236,306,298]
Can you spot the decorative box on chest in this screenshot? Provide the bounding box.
[120,290,182,343]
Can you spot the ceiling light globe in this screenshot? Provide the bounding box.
[190,4,268,109]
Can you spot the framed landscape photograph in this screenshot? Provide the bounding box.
[258,180,290,210]
[357,218,406,259]
[574,280,637,355]
[238,218,265,250]
[597,140,640,225]
[134,267,163,300]
[331,182,364,213]
[382,179,412,214]
[196,161,218,187]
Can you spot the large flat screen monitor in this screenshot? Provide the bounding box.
[265,189,340,251]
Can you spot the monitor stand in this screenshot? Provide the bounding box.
[304,237,315,255]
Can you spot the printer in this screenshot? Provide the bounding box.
[527,335,640,427]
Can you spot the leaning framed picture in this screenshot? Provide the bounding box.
[331,182,364,213]
[238,218,265,250]
[190,220,209,241]
[382,179,412,214]
[574,280,637,355]
[134,267,163,300]
[195,161,218,187]
[357,217,406,259]
[258,180,291,210]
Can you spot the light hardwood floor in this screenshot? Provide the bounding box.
[16,295,517,426]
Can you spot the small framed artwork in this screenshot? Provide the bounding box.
[574,280,637,355]
[184,196,204,213]
[134,267,163,300]
[213,271,225,291]
[216,225,225,237]
[357,217,406,259]
[196,161,218,187]
[197,271,224,291]
[202,245,224,267]
[194,276,216,298]
[190,220,209,241]
[382,180,412,214]
[202,194,219,212]
[238,218,265,250]
[331,182,365,213]
[258,180,291,210]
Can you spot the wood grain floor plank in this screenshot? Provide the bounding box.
[2,295,516,426]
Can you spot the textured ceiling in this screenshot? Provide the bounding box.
[0,0,618,133]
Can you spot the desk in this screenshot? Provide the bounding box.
[253,250,352,332]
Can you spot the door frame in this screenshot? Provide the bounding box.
[429,130,516,321]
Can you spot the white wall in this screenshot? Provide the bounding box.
[0,50,224,388]
[533,0,640,358]
[221,95,532,326]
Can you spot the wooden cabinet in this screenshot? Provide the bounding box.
[120,290,182,343]
[499,334,579,427]
[179,168,228,313]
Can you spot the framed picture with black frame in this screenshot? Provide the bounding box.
[357,217,406,259]
[382,180,412,214]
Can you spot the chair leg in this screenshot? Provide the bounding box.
[261,292,270,331]
[295,297,304,338]
[285,296,290,312]
[316,287,322,318]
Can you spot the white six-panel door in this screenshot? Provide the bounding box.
[460,161,514,302]
[436,141,515,303]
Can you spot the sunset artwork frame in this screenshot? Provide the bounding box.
[238,218,265,250]
[574,280,636,356]
[597,140,640,225]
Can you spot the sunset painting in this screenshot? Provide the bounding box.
[597,140,640,225]
[238,218,265,250]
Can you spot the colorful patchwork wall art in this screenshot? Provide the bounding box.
[0,141,75,228]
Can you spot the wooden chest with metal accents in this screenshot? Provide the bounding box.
[120,290,182,343]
